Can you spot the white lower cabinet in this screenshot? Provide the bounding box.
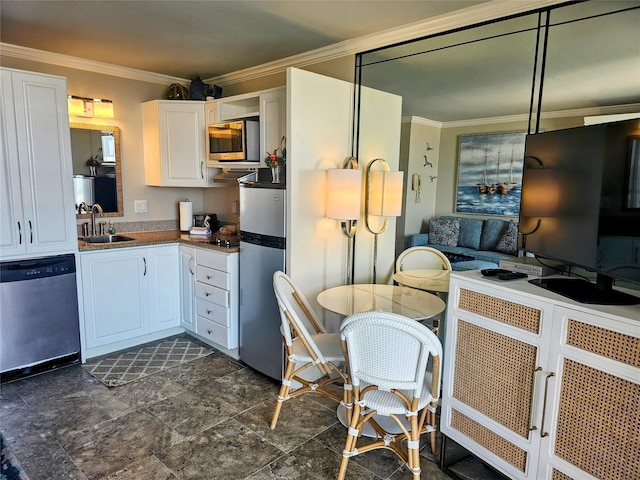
[441,272,639,480]
[192,247,239,357]
[180,245,196,332]
[80,245,180,357]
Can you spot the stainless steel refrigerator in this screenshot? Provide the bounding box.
[238,170,286,380]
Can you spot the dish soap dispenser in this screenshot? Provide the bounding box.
[108,222,116,234]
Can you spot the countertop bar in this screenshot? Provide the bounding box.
[78,230,239,253]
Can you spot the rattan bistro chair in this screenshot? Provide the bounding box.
[270,271,350,430]
[337,311,442,480]
[395,246,452,276]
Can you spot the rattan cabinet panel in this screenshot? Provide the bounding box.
[453,320,537,438]
[441,272,640,480]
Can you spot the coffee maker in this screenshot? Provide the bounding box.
[193,213,218,230]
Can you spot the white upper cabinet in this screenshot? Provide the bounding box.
[142,100,210,187]
[260,87,286,164]
[0,68,77,259]
[206,87,286,169]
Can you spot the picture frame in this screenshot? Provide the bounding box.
[455,131,527,215]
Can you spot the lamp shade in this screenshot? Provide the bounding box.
[93,100,114,118]
[326,168,362,220]
[368,170,404,217]
[520,168,562,217]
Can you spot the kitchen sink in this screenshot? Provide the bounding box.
[80,234,135,243]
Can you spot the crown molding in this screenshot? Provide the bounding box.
[407,103,640,129]
[0,0,565,87]
[402,116,444,128]
[205,0,566,86]
[0,42,189,86]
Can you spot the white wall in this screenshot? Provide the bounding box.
[396,117,442,253]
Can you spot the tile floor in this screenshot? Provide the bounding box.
[0,345,507,480]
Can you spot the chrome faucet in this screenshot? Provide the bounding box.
[90,203,104,236]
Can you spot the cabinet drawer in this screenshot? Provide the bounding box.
[196,265,229,289]
[195,282,228,307]
[196,297,230,327]
[197,316,236,348]
[196,249,230,272]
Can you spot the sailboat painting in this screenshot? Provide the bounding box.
[456,131,527,215]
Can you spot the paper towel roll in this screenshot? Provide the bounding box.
[179,201,193,231]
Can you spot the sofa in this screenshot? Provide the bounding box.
[408,216,519,271]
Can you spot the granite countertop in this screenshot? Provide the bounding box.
[78,230,239,253]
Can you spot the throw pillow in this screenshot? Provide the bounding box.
[443,216,483,250]
[496,220,519,255]
[480,219,509,251]
[428,218,460,246]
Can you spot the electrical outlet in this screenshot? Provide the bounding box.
[134,200,147,213]
[232,200,239,214]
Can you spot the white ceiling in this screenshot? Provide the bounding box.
[0,0,486,79]
[2,1,638,123]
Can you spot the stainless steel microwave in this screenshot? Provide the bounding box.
[208,119,260,162]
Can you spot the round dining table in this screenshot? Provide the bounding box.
[317,283,445,437]
[316,283,445,321]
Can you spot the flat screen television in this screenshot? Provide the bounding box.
[519,118,640,305]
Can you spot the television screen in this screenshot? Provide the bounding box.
[520,118,640,304]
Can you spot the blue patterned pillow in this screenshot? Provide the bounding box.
[428,218,460,246]
[496,220,519,255]
[480,219,509,251]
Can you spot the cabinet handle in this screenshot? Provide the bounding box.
[207,275,212,280]
[200,161,204,179]
[143,257,147,276]
[207,309,212,314]
[205,292,210,297]
[528,366,543,431]
[29,220,33,244]
[17,221,22,244]
[189,257,195,276]
[541,372,555,437]
[207,329,212,335]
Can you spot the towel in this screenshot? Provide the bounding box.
[189,227,211,236]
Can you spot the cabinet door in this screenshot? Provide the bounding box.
[142,101,207,187]
[180,245,196,332]
[1,69,77,258]
[442,279,551,480]
[148,245,180,332]
[538,307,640,480]
[81,250,149,348]
[205,100,220,125]
[260,88,286,166]
[0,70,25,256]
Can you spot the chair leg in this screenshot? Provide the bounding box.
[429,410,437,455]
[408,415,421,479]
[337,402,361,480]
[270,360,294,429]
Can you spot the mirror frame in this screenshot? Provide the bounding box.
[71,122,124,219]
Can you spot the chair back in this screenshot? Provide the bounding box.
[340,311,442,398]
[395,246,452,272]
[273,270,326,353]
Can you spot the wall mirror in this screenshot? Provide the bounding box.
[70,122,123,218]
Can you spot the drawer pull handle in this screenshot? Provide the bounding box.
[528,366,542,431]
[541,372,555,437]
[207,275,212,280]
[205,292,210,297]
[207,309,212,314]
[207,329,212,334]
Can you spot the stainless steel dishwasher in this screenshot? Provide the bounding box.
[0,254,81,378]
